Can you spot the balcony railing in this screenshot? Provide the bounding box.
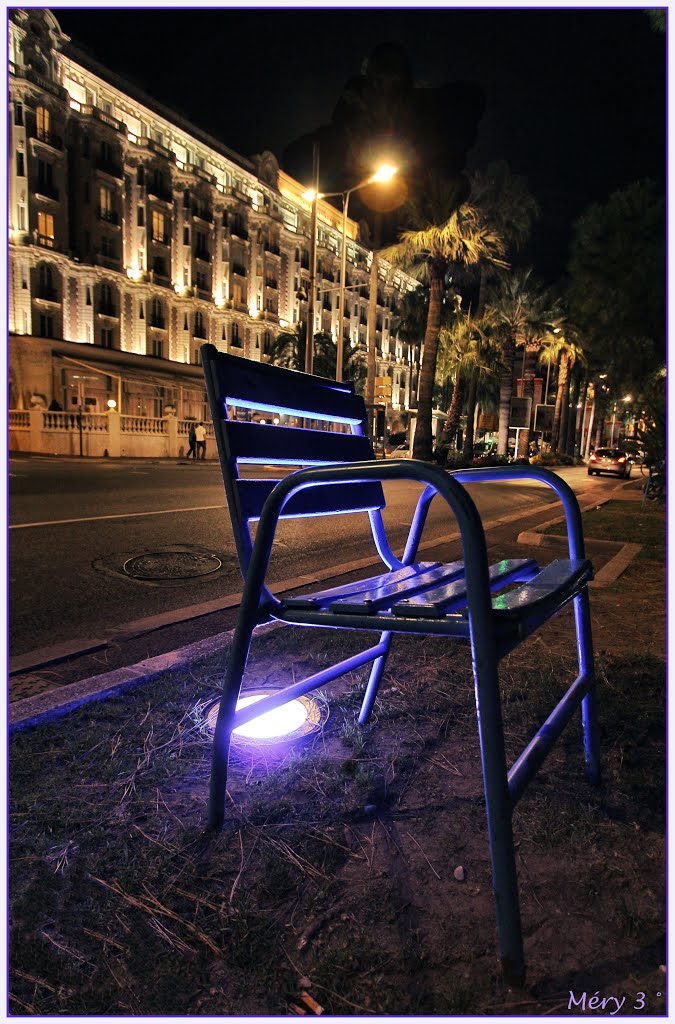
[265,278,278,290]
[193,326,207,339]
[35,286,59,302]
[151,234,171,247]
[36,234,55,249]
[230,225,248,240]
[96,157,123,179]
[36,129,63,150]
[150,315,166,329]
[35,182,59,201]
[231,262,246,277]
[147,185,174,204]
[97,208,120,225]
[97,303,118,318]
[194,248,211,262]
[192,207,213,224]
[265,242,281,256]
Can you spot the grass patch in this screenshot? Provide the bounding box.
[543,500,666,559]
[9,605,666,1015]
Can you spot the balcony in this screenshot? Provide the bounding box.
[265,242,281,256]
[35,182,59,202]
[36,234,56,250]
[194,248,211,263]
[264,278,278,290]
[192,207,213,224]
[97,303,118,318]
[231,262,246,277]
[34,286,59,303]
[147,183,174,204]
[193,326,207,340]
[150,315,166,330]
[97,208,120,225]
[35,129,63,151]
[147,138,175,162]
[230,224,248,241]
[151,233,171,247]
[95,157,123,180]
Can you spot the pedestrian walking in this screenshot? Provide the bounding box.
[186,423,197,460]
[195,422,207,460]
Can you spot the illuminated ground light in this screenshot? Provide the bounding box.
[205,691,327,746]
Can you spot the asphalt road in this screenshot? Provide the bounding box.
[9,455,615,676]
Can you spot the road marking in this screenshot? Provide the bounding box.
[9,504,227,529]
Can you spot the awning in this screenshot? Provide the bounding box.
[53,350,208,396]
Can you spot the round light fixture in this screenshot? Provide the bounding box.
[204,690,327,747]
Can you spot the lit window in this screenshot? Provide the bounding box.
[99,186,112,216]
[36,106,50,139]
[152,210,165,242]
[37,211,54,247]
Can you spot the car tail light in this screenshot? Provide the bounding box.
[618,456,626,463]
[589,453,597,461]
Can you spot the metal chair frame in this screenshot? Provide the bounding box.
[201,345,600,983]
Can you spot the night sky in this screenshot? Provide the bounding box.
[53,6,666,283]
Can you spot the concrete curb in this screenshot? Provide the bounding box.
[516,486,643,587]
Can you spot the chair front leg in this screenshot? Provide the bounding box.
[358,631,393,724]
[472,638,525,984]
[574,589,601,787]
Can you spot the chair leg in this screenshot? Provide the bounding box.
[574,590,601,787]
[207,616,256,829]
[473,650,526,985]
[358,631,393,724]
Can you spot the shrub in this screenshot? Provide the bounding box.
[445,451,472,469]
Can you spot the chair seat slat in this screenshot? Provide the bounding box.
[392,558,539,618]
[237,479,385,521]
[282,563,438,609]
[329,559,467,614]
[492,559,593,619]
[226,421,374,466]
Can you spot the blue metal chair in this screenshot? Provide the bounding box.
[201,344,600,983]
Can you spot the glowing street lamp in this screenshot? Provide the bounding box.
[301,162,397,380]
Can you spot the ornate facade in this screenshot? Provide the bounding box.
[8,9,420,423]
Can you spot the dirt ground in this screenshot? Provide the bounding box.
[9,537,666,1016]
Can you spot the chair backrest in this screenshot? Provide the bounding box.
[201,344,385,574]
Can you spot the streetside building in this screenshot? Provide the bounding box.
[8,9,420,456]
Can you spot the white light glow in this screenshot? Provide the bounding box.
[371,164,397,183]
[233,695,309,740]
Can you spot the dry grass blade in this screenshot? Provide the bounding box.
[405,830,441,879]
[40,930,91,964]
[148,915,196,954]
[11,968,57,992]
[229,829,245,904]
[82,927,126,951]
[311,981,375,1015]
[427,753,463,776]
[90,875,222,957]
[264,836,327,881]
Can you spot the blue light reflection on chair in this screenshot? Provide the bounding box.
[201,344,600,984]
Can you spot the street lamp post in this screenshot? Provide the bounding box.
[303,164,396,382]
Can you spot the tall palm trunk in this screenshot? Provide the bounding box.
[576,375,590,455]
[517,374,535,458]
[443,373,465,449]
[462,369,479,458]
[557,361,573,455]
[550,351,569,452]
[413,261,445,461]
[566,367,582,456]
[497,332,516,454]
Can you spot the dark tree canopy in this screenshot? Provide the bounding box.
[283,43,485,244]
[566,180,665,389]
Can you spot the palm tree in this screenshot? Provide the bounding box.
[486,268,560,455]
[461,314,501,459]
[544,329,585,454]
[381,174,506,461]
[268,323,350,382]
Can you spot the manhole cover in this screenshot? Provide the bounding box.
[123,550,222,580]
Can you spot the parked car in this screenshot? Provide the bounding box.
[587,447,632,478]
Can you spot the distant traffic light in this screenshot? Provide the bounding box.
[374,375,392,404]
